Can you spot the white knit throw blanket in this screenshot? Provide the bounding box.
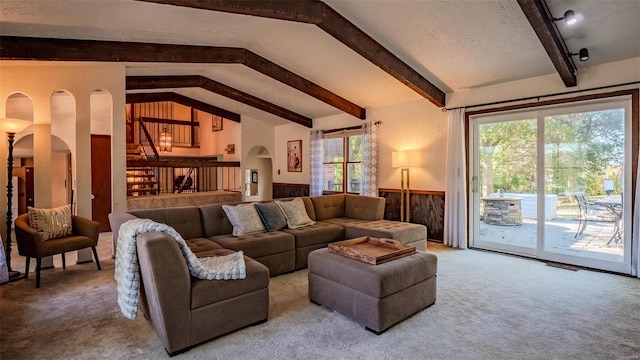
[114,219,246,320]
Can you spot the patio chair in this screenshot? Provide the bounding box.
[573,191,596,238]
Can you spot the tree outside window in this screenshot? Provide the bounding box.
[323,133,362,193]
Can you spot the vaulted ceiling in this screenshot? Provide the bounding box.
[1,0,639,127]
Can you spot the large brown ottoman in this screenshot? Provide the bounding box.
[308,248,437,334]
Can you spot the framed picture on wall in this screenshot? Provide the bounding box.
[212,115,223,131]
[287,140,302,172]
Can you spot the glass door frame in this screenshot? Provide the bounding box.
[468,93,635,274]
[469,110,539,258]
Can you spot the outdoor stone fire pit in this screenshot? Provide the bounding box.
[481,197,522,226]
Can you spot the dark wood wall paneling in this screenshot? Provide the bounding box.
[378,189,445,242]
[273,183,310,199]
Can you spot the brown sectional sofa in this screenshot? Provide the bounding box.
[108,194,428,355]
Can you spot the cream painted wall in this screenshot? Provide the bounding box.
[200,116,242,161]
[447,57,640,109]
[90,91,113,136]
[241,116,276,200]
[273,98,450,192]
[0,63,127,227]
[51,154,69,207]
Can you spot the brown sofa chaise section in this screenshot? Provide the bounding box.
[311,194,428,251]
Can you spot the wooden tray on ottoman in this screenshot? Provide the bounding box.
[328,236,416,265]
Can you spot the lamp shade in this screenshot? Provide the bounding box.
[0,118,32,134]
[392,150,421,168]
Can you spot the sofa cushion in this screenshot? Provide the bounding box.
[301,197,316,221]
[346,219,427,244]
[276,198,315,229]
[191,255,270,309]
[282,222,344,249]
[210,231,295,259]
[254,202,287,231]
[344,194,385,220]
[310,194,346,220]
[282,221,344,248]
[130,207,204,240]
[199,203,235,237]
[185,238,225,256]
[28,205,73,240]
[222,203,267,236]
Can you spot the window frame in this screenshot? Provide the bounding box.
[322,129,362,195]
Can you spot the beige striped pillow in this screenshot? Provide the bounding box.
[28,205,73,240]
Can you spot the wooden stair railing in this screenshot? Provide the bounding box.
[138,117,160,160]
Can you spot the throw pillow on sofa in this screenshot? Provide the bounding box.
[222,203,267,236]
[254,202,288,232]
[276,198,315,229]
[27,204,73,240]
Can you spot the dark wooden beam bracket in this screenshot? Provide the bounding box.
[137,0,446,107]
[0,35,363,120]
[517,0,577,87]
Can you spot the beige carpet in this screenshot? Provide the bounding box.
[1,235,639,359]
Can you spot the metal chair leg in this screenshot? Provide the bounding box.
[62,253,66,269]
[24,257,31,279]
[92,247,102,271]
[35,258,42,289]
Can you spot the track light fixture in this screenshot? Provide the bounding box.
[569,48,589,62]
[552,10,577,26]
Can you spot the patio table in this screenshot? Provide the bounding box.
[594,195,622,245]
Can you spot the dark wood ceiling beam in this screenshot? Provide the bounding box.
[127,75,202,89]
[138,0,324,23]
[243,51,365,119]
[0,36,241,63]
[138,0,446,107]
[0,35,364,119]
[197,76,312,127]
[126,91,242,122]
[517,0,577,87]
[127,75,312,127]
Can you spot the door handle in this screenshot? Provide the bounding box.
[91,194,96,200]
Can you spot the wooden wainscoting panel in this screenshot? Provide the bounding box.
[273,183,310,199]
[379,189,445,242]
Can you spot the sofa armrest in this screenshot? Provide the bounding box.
[136,231,192,354]
[345,194,385,220]
[108,211,140,254]
[71,215,99,243]
[14,213,43,255]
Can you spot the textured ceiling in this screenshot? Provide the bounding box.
[1,0,639,123]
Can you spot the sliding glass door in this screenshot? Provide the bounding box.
[470,97,632,273]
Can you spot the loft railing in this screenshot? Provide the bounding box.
[137,116,200,149]
[127,158,242,195]
[138,117,160,160]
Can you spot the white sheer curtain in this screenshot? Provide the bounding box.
[444,108,467,248]
[360,121,379,197]
[632,145,640,278]
[309,129,324,196]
